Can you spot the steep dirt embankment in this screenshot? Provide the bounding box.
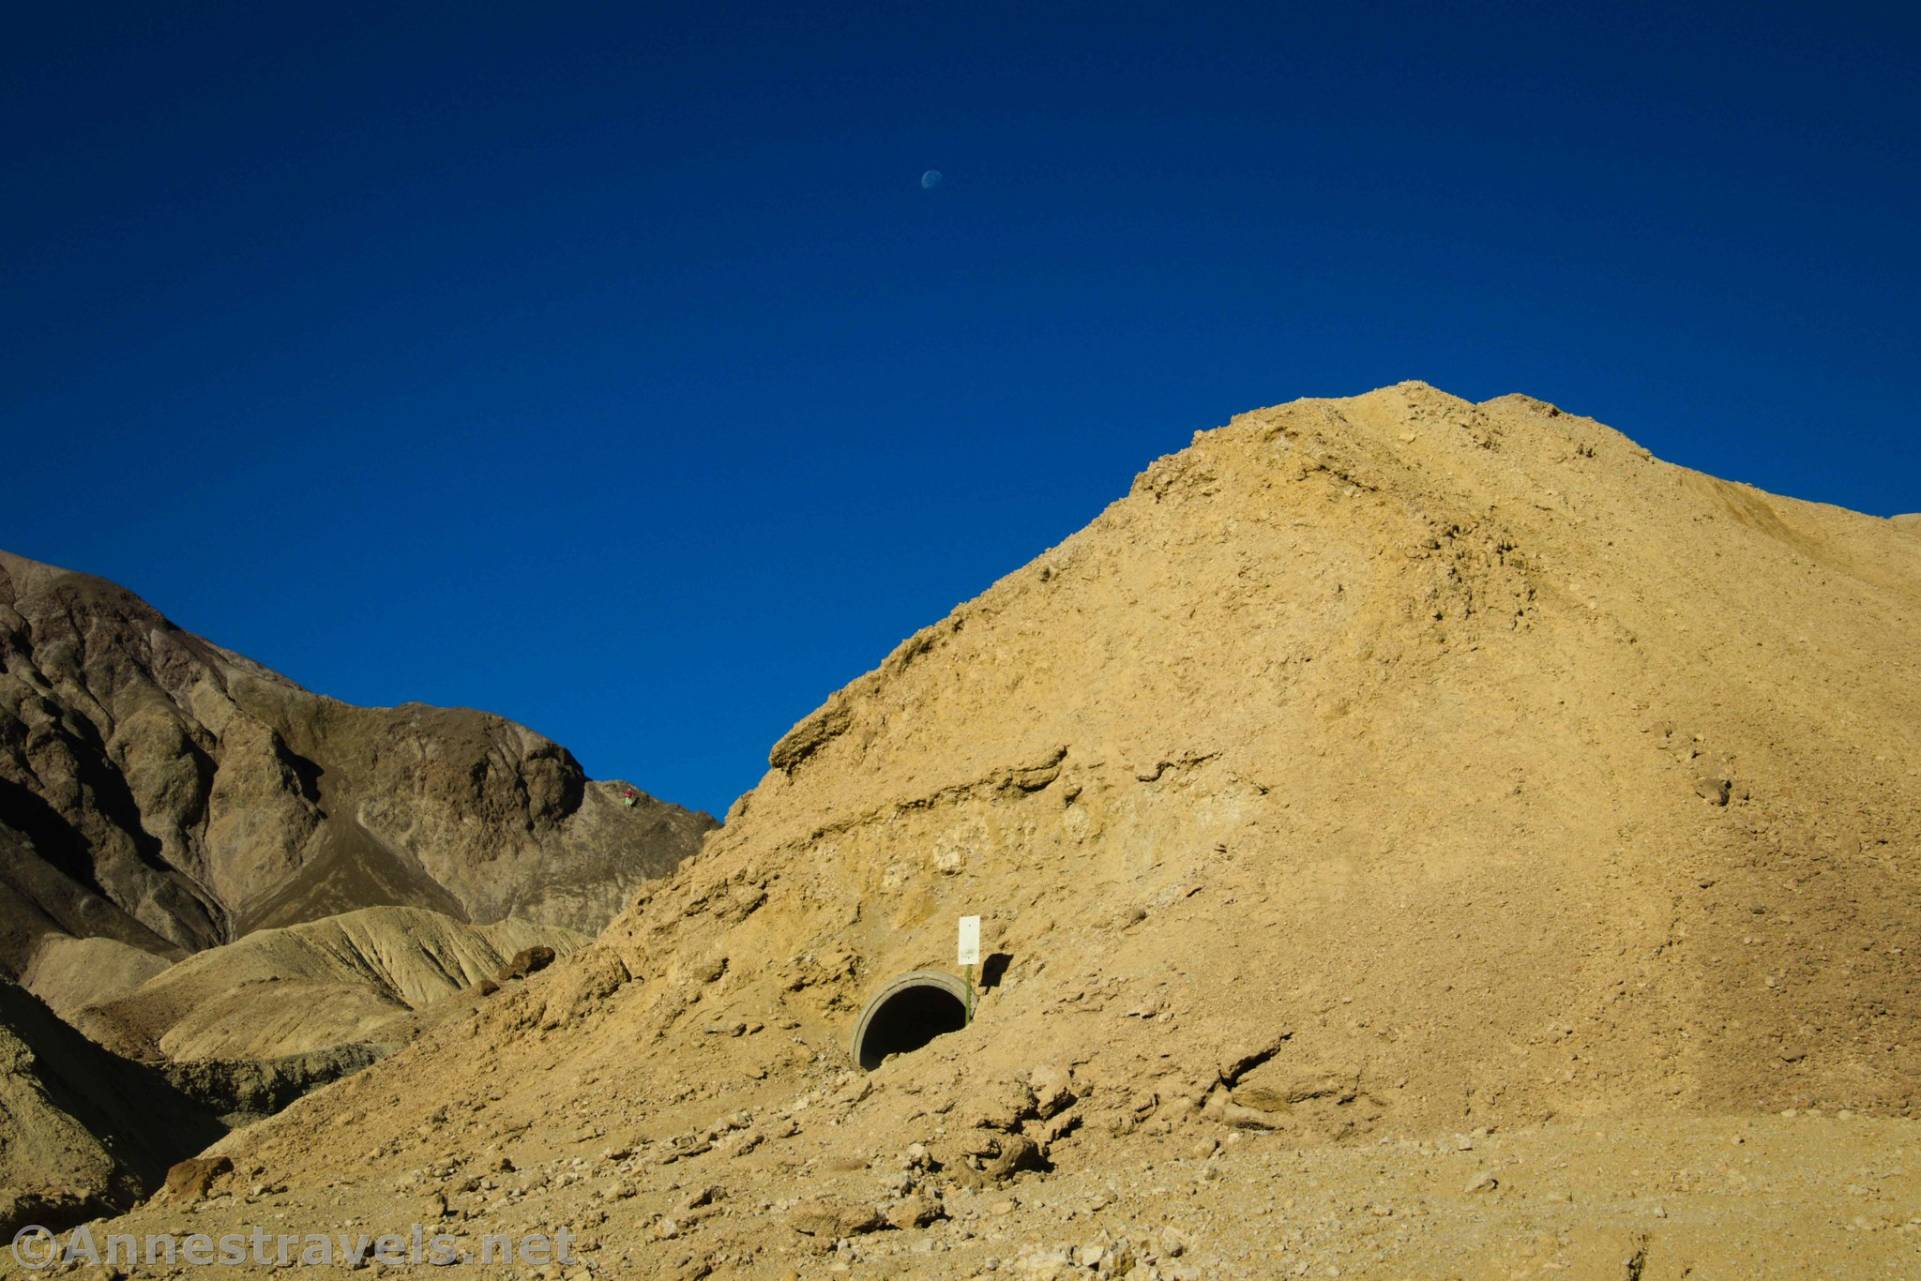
[74,905,586,1061]
[0,551,716,1016]
[176,384,1921,1276]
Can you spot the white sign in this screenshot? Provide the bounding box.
[957,915,981,967]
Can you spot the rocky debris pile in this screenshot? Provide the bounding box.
[91,383,1921,1275]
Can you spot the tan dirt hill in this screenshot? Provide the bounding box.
[0,550,716,1016]
[92,384,1921,1278]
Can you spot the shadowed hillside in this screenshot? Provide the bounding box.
[0,980,224,1235]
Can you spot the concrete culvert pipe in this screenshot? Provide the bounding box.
[851,969,969,1070]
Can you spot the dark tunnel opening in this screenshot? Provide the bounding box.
[853,977,968,1070]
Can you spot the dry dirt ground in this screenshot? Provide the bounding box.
[16,382,1919,1280]
[35,1077,1920,1279]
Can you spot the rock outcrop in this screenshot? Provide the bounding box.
[0,550,716,1014]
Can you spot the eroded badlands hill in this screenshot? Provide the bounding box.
[125,384,1921,1278]
[73,905,584,1062]
[0,550,716,1015]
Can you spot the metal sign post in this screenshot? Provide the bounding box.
[957,915,981,1022]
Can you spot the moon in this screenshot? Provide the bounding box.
[920,170,943,190]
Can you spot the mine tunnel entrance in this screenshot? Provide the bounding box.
[851,969,969,1070]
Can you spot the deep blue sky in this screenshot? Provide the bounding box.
[5,3,1916,817]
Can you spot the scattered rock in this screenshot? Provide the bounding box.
[983,1134,1047,1182]
[787,1198,886,1239]
[499,946,558,982]
[163,1155,234,1204]
[1027,1065,1077,1119]
[888,1190,948,1229]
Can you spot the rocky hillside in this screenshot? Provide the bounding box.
[0,550,716,1013]
[0,980,223,1235]
[103,385,1921,1277]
